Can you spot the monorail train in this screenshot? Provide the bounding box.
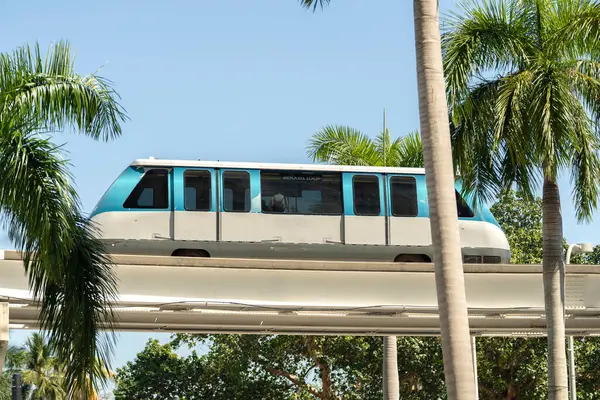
[89,158,511,263]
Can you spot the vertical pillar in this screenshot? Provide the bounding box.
[0,302,7,339]
[0,302,8,371]
[471,336,479,400]
[568,336,576,400]
[12,374,21,400]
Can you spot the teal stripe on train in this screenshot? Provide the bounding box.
[89,165,500,227]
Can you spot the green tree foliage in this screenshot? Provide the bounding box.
[0,40,127,395]
[116,335,446,400]
[395,337,445,396]
[0,375,10,400]
[572,338,600,399]
[569,245,600,265]
[114,339,206,400]
[114,337,287,400]
[476,337,549,399]
[174,334,388,400]
[489,191,600,266]
[490,191,544,264]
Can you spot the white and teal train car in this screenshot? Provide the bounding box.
[90,158,511,263]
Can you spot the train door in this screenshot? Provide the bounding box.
[173,167,217,241]
[218,169,257,242]
[343,172,386,245]
[386,174,429,246]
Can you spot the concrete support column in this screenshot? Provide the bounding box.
[0,302,8,372]
[472,336,479,400]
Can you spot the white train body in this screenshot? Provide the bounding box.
[90,159,511,263]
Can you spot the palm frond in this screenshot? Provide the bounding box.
[547,0,600,58]
[386,131,424,168]
[442,0,536,107]
[560,60,600,221]
[566,60,600,132]
[543,67,600,221]
[5,344,27,374]
[306,125,379,166]
[529,70,586,179]
[493,69,542,196]
[450,79,505,207]
[40,215,117,396]
[569,125,600,222]
[494,69,532,142]
[297,0,330,11]
[0,40,128,142]
[375,128,393,165]
[0,115,117,396]
[0,115,78,281]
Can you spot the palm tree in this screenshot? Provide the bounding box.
[6,332,114,400]
[0,40,127,396]
[7,333,65,400]
[442,0,600,398]
[308,122,422,400]
[299,1,478,399]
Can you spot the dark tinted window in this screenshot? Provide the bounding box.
[390,176,418,217]
[184,170,211,211]
[260,171,342,215]
[223,171,250,212]
[353,175,380,216]
[123,169,169,209]
[456,190,474,218]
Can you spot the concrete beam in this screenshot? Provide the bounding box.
[2,251,600,335]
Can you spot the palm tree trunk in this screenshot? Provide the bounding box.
[413,0,476,399]
[542,177,568,400]
[383,336,399,400]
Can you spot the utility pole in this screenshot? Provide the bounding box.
[12,374,21,400]
[383,108,387,165]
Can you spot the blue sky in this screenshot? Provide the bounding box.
[1,0,600,373]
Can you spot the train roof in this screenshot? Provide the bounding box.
[131,158,426,175]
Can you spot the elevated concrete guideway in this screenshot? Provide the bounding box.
[2,250,600,336]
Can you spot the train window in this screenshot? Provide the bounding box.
[123,169,169,209]
[184,170,211,211]
[456,190,474,218]
[352,175,380,216]
[390,176,418,217]
[223,171,250,212]
[260,170,342,215]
